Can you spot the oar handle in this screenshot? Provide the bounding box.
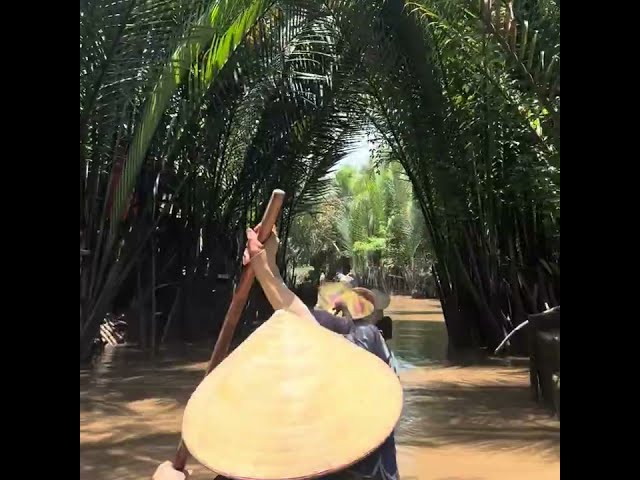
[172,189,285,472]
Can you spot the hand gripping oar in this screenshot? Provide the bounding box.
[172,189,286,472]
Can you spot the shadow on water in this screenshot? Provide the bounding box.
[388,319,558,460]
[80,344,219,480]
[397,375,559,458]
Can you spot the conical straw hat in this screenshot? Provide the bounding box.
[317,282,375,320]
[182,310,403,480]
[353,288,391,311]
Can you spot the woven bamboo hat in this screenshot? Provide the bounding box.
[182,309,403,480]
[353,288,391,311]
[316,282,375,320]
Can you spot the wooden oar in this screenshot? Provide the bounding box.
[172,189,286,472]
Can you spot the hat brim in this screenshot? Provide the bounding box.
[317,283,375,320]
[353,288,390,311]
[182,310,402,480]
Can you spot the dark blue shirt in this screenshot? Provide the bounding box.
[312,309,352,334]
[311,311,399,480]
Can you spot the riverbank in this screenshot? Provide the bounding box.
[80,297,559,479]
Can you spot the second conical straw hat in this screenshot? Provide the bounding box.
[182,309,403,480]
[317,282,375,320]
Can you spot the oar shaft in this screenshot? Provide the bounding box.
[173,189,286,471]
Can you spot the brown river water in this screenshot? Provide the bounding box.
[80,297,559,480]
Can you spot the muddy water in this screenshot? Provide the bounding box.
[80,297,559,480]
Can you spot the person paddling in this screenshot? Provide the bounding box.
[153,225,402,480]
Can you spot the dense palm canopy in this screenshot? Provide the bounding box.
[80,0,560,361]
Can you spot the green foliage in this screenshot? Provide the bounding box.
[288,159,434,293]
[80,0,560,357]
[80,0,380,356]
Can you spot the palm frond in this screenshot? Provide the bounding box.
[112,0,277,225]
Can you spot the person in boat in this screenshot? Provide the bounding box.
[336,270,357,288]
[352,287,392,342]
[302,270,393,339]
[296,282,350,335]
[153,225,401,480]
[298,279,393,344]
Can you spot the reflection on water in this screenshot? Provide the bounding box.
[388,319,558,457]
[80,298,559,480]
[390,320,448,370]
